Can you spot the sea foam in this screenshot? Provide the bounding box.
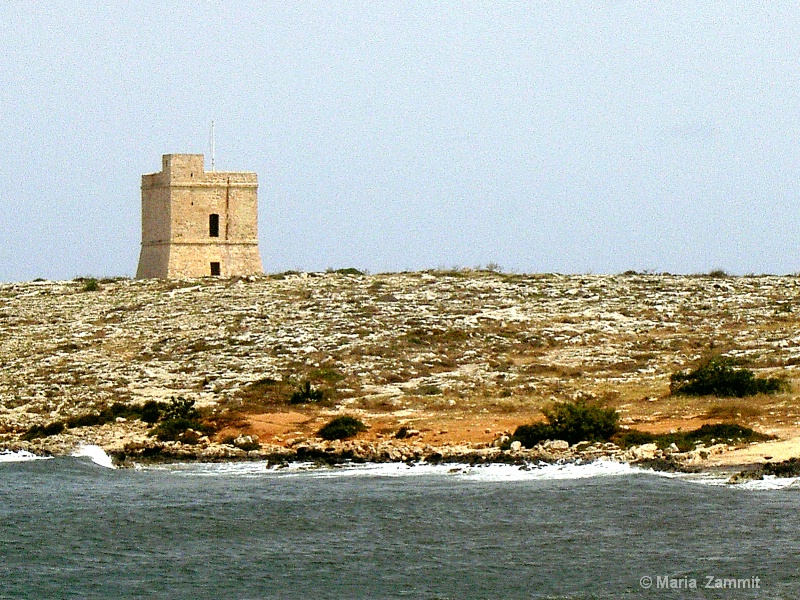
[71,445,116,469]
[153,458,639,481]
[0,450,51,463]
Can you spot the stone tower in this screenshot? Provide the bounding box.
[136,154,264,278]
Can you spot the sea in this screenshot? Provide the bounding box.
[1,447,798,600]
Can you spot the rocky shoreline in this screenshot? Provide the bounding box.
[4,422,782,483]
[3,272,800,483]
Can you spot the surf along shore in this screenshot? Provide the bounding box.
[2,270,800,479]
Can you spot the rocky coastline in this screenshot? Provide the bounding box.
[3,272,800,483]
[2,420,770,481]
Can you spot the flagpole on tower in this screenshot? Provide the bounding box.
[210,120,216,171]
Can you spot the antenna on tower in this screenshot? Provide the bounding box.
[210,120,216,171]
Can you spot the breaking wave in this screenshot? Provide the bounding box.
[71,445,116,469]
[0,450,51,463]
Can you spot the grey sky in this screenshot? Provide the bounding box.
[2,1,798,280]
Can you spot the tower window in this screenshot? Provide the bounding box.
[210,262,221,276]
[209,214,219,237]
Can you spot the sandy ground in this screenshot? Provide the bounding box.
[705,435,800,467]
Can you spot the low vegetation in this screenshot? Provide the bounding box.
[233,376,333,410]
[317,415,368,441]
[670,357,788,397]
[21,400,165,440]
[510,400,619,448]
[615,423,773,452]
[20,397,218,445]
[149,397,215,443]
[507,399,772,452]
[289,381,324,404]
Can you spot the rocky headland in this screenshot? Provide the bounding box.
[2,270,800,477]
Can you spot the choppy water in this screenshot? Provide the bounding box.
[1,451,798,599]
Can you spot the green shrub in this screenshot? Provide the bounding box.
[763,458,800,478]
[670,357,788,397]
[511,400,619,448]
[147,398,213,443]
[333,268,364,276]
[63,401,168,429]
[150,417,214,443]
[614,430,658,448]
[615,423,773,452]
[21,421,65,441]
[676,423,771,449]
[707,269,729,278]
[289,381,324,404]
[82,278,99,292]
[317,416,368,441]
[162,397,199,420]
[139,400,164,424]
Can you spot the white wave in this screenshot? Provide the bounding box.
[639,468,800,490]
[147,458,640,481]
[459,459,637,482]
[67,455,800,489]
[0,449,51,463]
[736,475,800,491]
[71,445,116,469]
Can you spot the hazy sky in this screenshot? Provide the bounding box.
[2,1,799,280]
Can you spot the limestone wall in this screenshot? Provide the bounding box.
[136,154,263,278]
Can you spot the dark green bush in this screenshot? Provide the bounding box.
[763,458,800,478]
[162,397,199,420]
[670,357,788,397]
[615,423,772,452]
[290,381,324,404]
[147,398,213,442]
[333,268,364,276]
[82,278,99,292]
[21,421,65,441]
[139,400,165,424]
[511,400,619,448]
[317,416,368,441]
[614,430,658,449]
[63,401,168,429]
[677,423,771,449]
[150,417,214,443]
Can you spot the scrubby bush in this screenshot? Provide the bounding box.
[63,401,168,429]
[139,400,165,424]
[150,417,214,443]
[81,278,99,292]
[670,357,788,397]
[763,458,800,478]
[162,397,200,420]
[290,381,324,404]
[511,400,619,448]
[614,429,658,448]
[148,398,214,443]
[20,400,181,441]
[615,423,772,451]
[317,416,368,441]
[21,421,65,441]
[333,268,364,276]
